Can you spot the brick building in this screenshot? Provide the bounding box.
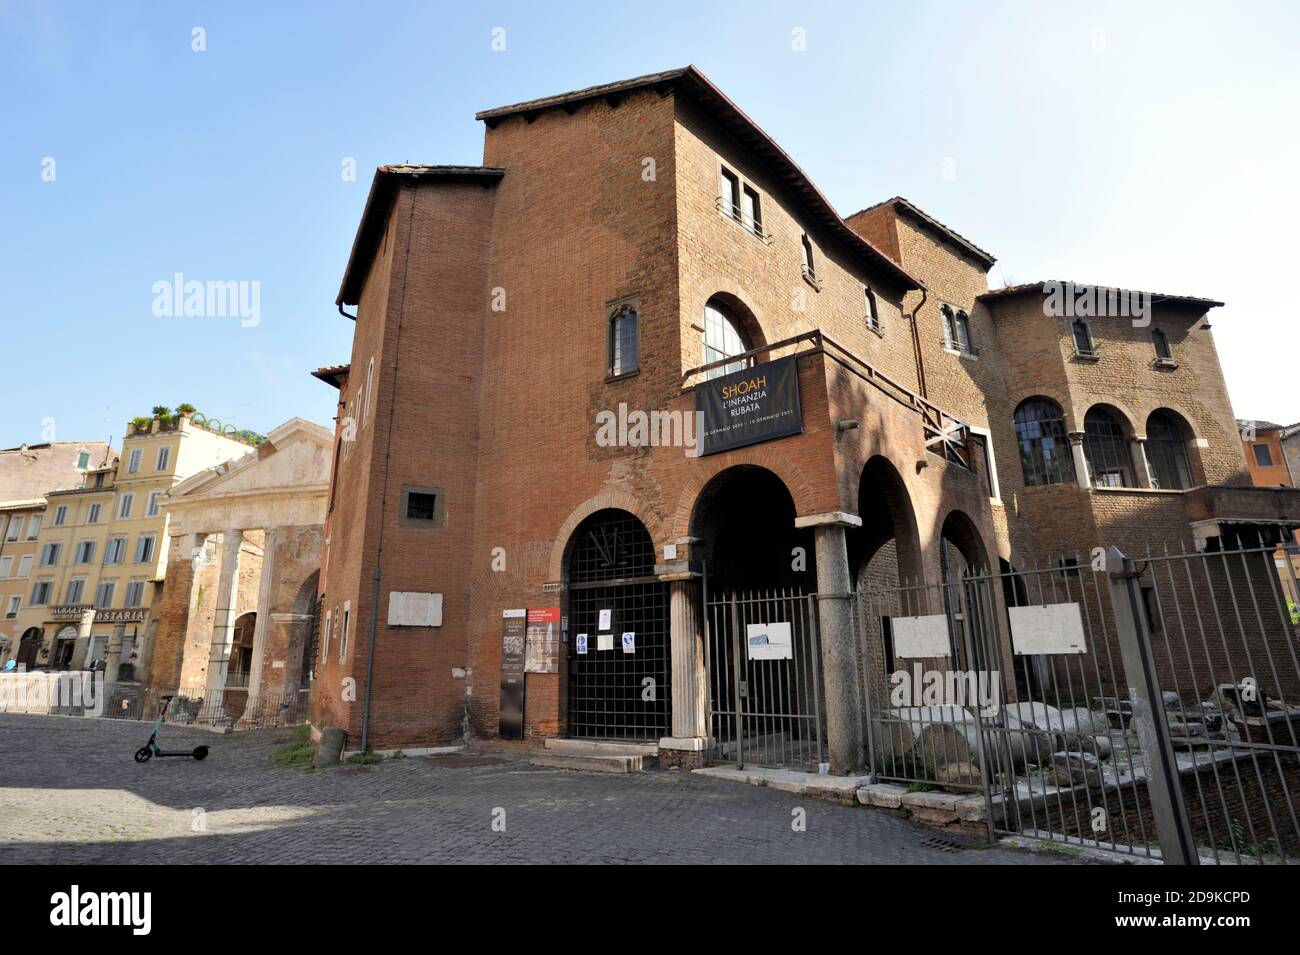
[310,66,1300,769]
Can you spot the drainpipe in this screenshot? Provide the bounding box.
[338,303,357,320]
[909,288,929,399]
[360,564,379,752]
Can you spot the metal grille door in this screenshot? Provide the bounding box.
[565,509,670,740]
[568,582,670,739]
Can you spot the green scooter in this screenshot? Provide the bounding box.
[134,695,210,762]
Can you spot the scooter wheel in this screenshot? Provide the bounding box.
[134,747,153,763]
[192,746,209,761]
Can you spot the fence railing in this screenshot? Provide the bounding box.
[104,686,309,730]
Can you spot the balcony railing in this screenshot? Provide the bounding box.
[682,328,973,470]
[714,196,772,243]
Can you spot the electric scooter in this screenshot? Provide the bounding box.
[133,695,210,762]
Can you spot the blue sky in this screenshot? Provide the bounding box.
[4,0,1298,449]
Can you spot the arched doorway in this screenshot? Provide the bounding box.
[939,511,997,673]
[564,509,669,740]
[17,627,42,670]
[691,466,825,769]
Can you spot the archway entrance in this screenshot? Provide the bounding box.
[564,509,670,740]
[17,627,42,669]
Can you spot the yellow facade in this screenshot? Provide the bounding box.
[10,416,256,672]
[0,499,48,664]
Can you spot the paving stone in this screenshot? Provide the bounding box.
[0,714,1084,864]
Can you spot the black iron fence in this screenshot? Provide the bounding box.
[105,686,309,730]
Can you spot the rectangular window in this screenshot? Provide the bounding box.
[75,540,96,564]
[31,579,52,607]
[0,556,11,578]
[66,578,85,604]
[26,515,41,539]
[322,609,332,661]
[5,595,19,618]
[5,516,22,541]
[54,505,68,526]
[135,534,156,564]
[118,493,134,519]
[128,448,142,474]
[87,503,101,524]
[105,537,127,564]
[39,542,61,566]
[125,580,146,608]
[719,166,740,219]
[94,580,116,609]
[16,555,32,578]
[156,445,172,471]
[1254,443,1274,467]
[400,486,445,526]
[77,450,90,469]
[147,491,162,517]
[94,472,105,488]
[741,184,762,236]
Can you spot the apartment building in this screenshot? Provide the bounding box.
[309,66,1300,767]
[0,441,112,666]
[13,413,258,675]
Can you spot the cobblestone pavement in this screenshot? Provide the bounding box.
[0,714,1082,864]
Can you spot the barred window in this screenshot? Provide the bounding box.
[1083,407,1134,487]
[1147,410,1193,489]
[1015,398,1075,487]
[1072,319,1095,356]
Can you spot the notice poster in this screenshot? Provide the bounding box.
[746,621,793,661]
[597,633,614,651]
[576,634,589,655]
[621,632,636,654]
[499,609,527,740]
[598,608,613,631]
[524,607,561,673]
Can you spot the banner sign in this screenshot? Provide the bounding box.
[524,607,561,673]
[697,356,802,456]
[499,609,527,740]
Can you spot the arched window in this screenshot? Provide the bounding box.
[1015,398,1075,486]
[1147,411,1193,489]
[941,306,973,354]
[1083,407,1134,487]
[1072,319,1095,356]
[1152,328,1173,361]
[607,302,639,378]
[702,299,751,380]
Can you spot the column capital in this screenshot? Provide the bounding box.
[794,511,862,530]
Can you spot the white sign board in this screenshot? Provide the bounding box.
[1009,603,1087,655]
[388,591,444,627]
[890,615,952,658]
[746,622,793,660]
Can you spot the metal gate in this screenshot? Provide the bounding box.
[706,589,827,770]
[565,510,670,740]
[858,543,1300,864]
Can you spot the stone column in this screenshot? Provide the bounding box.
[1068,432,1091,489]
[1132,436,1155,488]
[70,608,96,670]
[104,622,126,691]
[801,513,865,776]
[204,528,243,698]
[664,577,707,749]
[241,527,277,722]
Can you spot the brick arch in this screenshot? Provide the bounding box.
[1082,400,1139,439]
[1011,391,1077,432]
[547,490,666,582]
[682,279,770,357]
[669,446,819,540]
[940,507,993,573]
